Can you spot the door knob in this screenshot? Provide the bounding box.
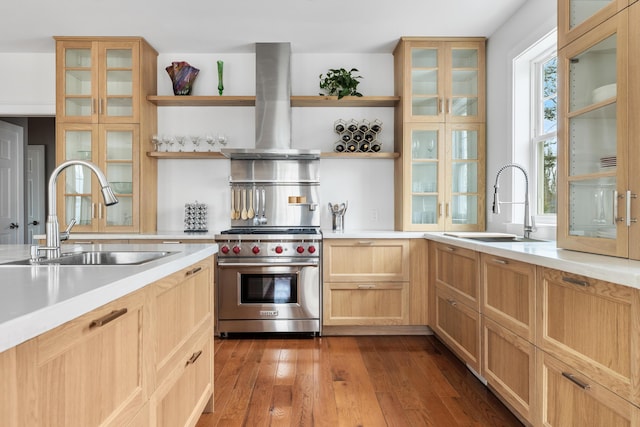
[9,222,19,229]
[29,220,40,226]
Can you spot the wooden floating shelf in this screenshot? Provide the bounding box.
[147,95,399,107]
[147,151,399,159]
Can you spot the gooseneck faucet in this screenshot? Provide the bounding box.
[35,160,118,259]
[492,163,536,239]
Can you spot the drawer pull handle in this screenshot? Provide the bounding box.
[562,276,589,287]
[357,241,374,245]
[358,284,376,289]
[446,298,457,307]
[186,266,203,276]
[562,372,591,390]
[446,246,456,252]
[89,308,128,328]
[162,241,182,244]
[186,350,203,366]
[492,258,508,265]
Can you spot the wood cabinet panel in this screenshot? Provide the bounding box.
[434,242,479,309]
[483,317,536,424]
[481,254,536,341]
[433,283,481,372]
[0,347,18,427]
[409,238,429,325]
[537,350,640,427]
[323,239,409,282]
[16,288,149,427]
[323,282,409,326]
[537,267,640,405]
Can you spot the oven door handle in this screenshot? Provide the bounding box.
[217,261,319,268]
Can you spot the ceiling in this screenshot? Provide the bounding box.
[1,0,528,54]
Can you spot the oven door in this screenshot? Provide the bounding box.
[217,259,320,322]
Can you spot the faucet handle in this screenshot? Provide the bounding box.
[60,218,77,241]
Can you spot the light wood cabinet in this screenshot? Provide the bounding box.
[557,4,640,260]
[433,242,480,309]
[481,253,536,342]
[15,288,149,427]
[55,37,158,234]
[537,349,640,427]
[558,0,629,48]
[393,38,486,232]
[483,317,536,425]
[537,267,640,406]
[0,347,18,427]
[323,239,413,326]
[433,283,481,373]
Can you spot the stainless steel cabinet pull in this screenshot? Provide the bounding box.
[162,241,182,244]
[89,308,128,328]
[446,246,456,252]
[357,241,374,245]
[99,98,104,115]
[186,266,203,276]
[615,191,624,223]
[439,203,444,217]
[357,284,376,289]
[75,241,94,244]
[492,258,508,265]
[438,98,443,114]
[92,99,97,115]
[626,190,632,227]
[562,276,589,287]
[562,372,591,390]
[186,350,203,366]
[445,203,450,217]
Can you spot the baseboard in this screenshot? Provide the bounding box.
[321,325,433,336]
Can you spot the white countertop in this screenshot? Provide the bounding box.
[0,243,217,353]
[34,230,220,240]
[424,233,640,290]
[322,229,426,239]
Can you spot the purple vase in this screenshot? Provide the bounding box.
[166,61,200,95]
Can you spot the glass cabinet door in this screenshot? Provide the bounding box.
[446,124,484,230]
[559,0,628,46]
[558,12,628,257]
[409,45,443,121]
[100,42,138,122]
[407,125,444,229]
[447,46,483,122]
[58,42,97,123]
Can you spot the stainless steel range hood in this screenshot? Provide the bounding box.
[222,42,320,160]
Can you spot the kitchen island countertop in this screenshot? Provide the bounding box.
[0,243,217,353]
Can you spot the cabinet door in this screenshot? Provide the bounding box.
[537,268,640,405]
[323,281,409,326]
[557,11,629,257]
[0,348,17,427]
[483,317,536,424]
[17,289,148,427]
[434,243,479,309]
[481,254,536,341]
[558,0,629,48]
[433,283,481,373]
[629,2,640,260]
[98,41,140,123]
[403,40,446,122]
[56,40,99,123]
[151,258,214,387]
[537,350,640,427]
[444,123,485,230]
[444,42,485,123]
[323,239,410,282]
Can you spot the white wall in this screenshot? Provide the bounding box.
[485,0,557,240]
[156,52,396,232]
[0,53,55,115]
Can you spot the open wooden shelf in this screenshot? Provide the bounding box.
[146,95,399,107]
[147,151,399,159]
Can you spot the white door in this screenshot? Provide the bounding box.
[0,120,24,244]
[27,145,45,242]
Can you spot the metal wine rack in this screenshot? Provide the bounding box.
[333,118,383,153]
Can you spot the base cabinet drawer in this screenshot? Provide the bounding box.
[434,243,480,310]
[537,350,640,427]
[483,317,536,425]
[433,284,481,372]
[323,281,409,326]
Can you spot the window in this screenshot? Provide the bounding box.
[513,30,557,225]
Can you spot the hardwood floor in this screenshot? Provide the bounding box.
[196,334,522,427]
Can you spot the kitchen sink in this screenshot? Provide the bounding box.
[1,251,176,266]
[461,236,548,243]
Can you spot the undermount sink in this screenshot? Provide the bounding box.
[443,232,548,243]
[2,251,176,266]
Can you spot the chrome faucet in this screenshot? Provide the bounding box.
[33,160,118,259]
[492,163,536,239]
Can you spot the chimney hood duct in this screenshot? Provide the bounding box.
[222,42,320,160]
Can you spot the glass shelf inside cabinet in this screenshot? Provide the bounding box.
[412,195,438,225]
[65,49,92,117]
[570,0,614,30]
[570,34,616,112]
[569,177,616,238]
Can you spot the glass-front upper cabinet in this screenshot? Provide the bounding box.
[402,123,484,231]
[558,0,629,47]
[56,123,139,233]
[401,39,485,123]
[56,39,140,124]
[557,11,629,257]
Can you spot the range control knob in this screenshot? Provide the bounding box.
[296,246,305,254]
[252,246,261,254]
[275,246,284,254]
[232,245,241,254]
[308,245,316,254]
[221,245,230,254]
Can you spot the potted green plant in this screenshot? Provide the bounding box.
[319,68,363,99]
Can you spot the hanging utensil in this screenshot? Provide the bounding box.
[247,187,255,219]
[241,188,248,220]
[230,188,236,219]
[235,188,241,220]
